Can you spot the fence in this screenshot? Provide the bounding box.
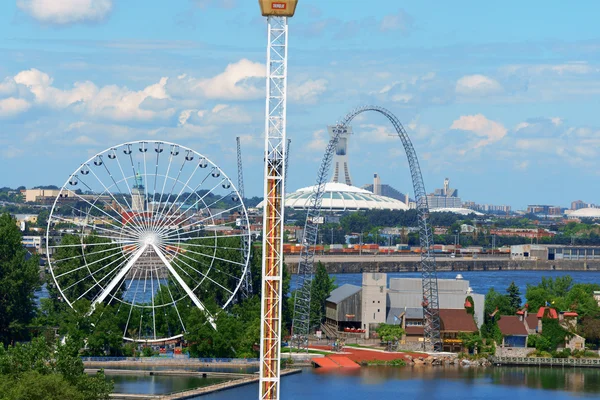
[492,356,600,368]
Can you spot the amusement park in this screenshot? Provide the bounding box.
[2,1,600,399]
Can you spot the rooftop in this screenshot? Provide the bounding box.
[438,309,478,332]
[498,316,528,336]
[326,284,361,304]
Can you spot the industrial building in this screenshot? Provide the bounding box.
[426,178,462,209]
[324,273,483,352]
[511,244,600,261]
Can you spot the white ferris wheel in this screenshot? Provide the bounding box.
[46,140,251,342]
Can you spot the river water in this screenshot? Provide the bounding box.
[212,366,600,399]
[293,270,600,299]
[123,366,600,399]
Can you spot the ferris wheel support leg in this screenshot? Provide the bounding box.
[90,244,148,312]
[152,244,216,330]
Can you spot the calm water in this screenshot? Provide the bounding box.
[292,270,600,299]
[111,374,228,395]
[195,366,600,400]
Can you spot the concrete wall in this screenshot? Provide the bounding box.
[361,273,387,338]
[286,259,600,275]
[496,346,532,357]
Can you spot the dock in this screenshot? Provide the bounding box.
[108,368,302,399]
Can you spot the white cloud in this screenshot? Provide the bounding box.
[358,124,397,143]
[179,104,252,126]
[0,97,30,117]
[456,74,503,96]
[450,114,507,150]
[11,68,174,121]
[0,78,17,96]
[380,9,413,33]
[171,59,264,101]
[306,129,327,152]
[193,0,235,9]
[504,62,597,76]
[289,79,327,104]
[17,0,113,25]
[514,160,529,170]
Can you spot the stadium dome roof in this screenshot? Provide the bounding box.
[570,208,600,218]
[430,207,484,216]
[281,182,409,211]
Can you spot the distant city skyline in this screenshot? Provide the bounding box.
[1,1,599,209]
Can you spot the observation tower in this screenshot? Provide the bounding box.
[258,1,297,399]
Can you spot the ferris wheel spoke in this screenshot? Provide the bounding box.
[61,251,128,293]
[161,245,236,296]
[162,238,244,253]
[89,244,148,310]
[100,162,148,235]
[48,240,135,249]
[167,245,243,285]
[66,190,139,237]
[53,245,122,267]
[149,253,157,339]
[55,248,127,279]
[68,202,139,239]
[123,269,143,338]
[154,175,225,235]
[153,167,218,234]
[152,244,216,329]
[84,163,146,235]
[140,141,151,231]
[51,214,135,240]
[163,277,186,333]
[151,150,175,233]
[75,174,145,236]
[156,156,197,235]
[160,203,241,241]
[172,245,245,268]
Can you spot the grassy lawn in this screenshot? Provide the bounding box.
[281,348,331,355]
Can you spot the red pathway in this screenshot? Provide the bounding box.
[310,345,425,365]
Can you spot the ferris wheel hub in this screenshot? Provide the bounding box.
[140,232,161,247]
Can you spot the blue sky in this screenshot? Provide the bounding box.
[1,0,599,209]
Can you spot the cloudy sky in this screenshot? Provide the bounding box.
[1,0,599,209]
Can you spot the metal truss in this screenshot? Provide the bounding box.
[236,136,252,299]
[293,105,442,352]
[290,126,342,352]
[259,16,288,400]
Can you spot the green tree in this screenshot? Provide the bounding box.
[506,281,522,311]
[309,262,336,329]
[0,337,113,400]
[375,324,405,342]
[0,213,41,344]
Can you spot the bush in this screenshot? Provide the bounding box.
[141,346,155,357]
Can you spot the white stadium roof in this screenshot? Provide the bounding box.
[569,207,600,218]
[279,182,409,211]
[430,207,484,216]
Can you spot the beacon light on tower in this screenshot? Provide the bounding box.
[259,0,297,17]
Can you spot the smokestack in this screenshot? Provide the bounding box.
[444,178,449,196]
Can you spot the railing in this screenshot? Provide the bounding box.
[492,356,600,368]
[81,356,260,364]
